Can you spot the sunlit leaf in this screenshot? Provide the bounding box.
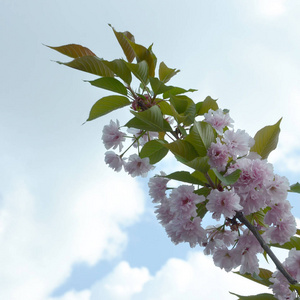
[140,140,169,164]
[109,24,135,62]
[196,96,219,115]
[149,77,173,95]
[159,61,180,83]
[157,100,174,116]
[86,95,130,121]
[47,44,96,58]
[126,39,156,77]
[128,105,172,132]
[163,87,197,99]
[212,168,241,186]
[164,140,198,162]
[56,56,114,77]
[185,121,216,156]
[169,95,196,125]
[164,171,205,185]
[185,157,210,173]
[86,77,127,95]
[250,119,282,159]
[270,236,300,250]
[289,182,300,194]
[102,59,132,84]
[125,61,149,85]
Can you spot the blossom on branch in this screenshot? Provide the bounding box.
[124,154,154,177]
[102,120,126,151]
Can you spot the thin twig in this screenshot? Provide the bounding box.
[235,211,298,285]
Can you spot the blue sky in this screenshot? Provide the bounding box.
[1,0,300,299]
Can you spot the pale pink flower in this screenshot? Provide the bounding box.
[240,189,269,215]
[264,201,293,225]
[104,151,124,172]
[233,230,262,275]
[127,128,158,148]
[284,248,300,282]
[264,216,296,245]
[267,175,290,204]
[239,248,260,275]
[223,129,255,159]
[206,189,242,220]
[148,172,169,203]
[155,198,174,226]
[229,158,274,191]
[169,185,205,217]
[124,154,154,177]
[204,109,234,134]
[270,271,297,300]
[213,247,239,272]
[165,216,207,247]
[207,138,229,171]
[102,120,126,151]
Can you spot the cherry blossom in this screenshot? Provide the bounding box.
[102,119,126,151]
[104,151,124,172]
[124,154,154,177]
[204,108,234,134]
[206,189,242,220]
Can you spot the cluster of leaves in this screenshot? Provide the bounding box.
[48,25,300,300]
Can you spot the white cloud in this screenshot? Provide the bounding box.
[80,252,270,300]
[90,261,151,300]
[0,161,145,300]
[254,0,288,17]
[49,290,91,300]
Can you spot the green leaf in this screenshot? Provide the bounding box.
[212,168,241,186]
[164,140,199,162]
[169,95,196,125]
[196,96,219,115]
[126,39,156,77]
[47,43,96,58]
[185,121,216,156]
[109,24,135,62]
[229,292,276,300]
[140,140,169,164]
[86,95,130,121]
[270,236,300,250]
[56,56,115,77]
[289,182,300,193]
[149,77,173,95]
[246,210,267,227]
[196,201,208,218]
[250,119,282,159]
[234,268,273,288]
[159,61,180,83]
[157,100,174,116]
[125,61,149,85]
[185,157,210,173]
[194,187,211,196]
[86,77,127,95]
[128,105,172,132]
[102,59,132,84]
[191,171,209,185]
[163,87,197,99]
[164,171,205,185]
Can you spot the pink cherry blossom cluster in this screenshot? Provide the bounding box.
[102,120,155,177]
[270,248,300,300]
[148,109,297,298]
[101,109,299,299]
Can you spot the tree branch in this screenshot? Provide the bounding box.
[235,211,298,285]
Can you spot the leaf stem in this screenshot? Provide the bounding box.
[235,211,298,285]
